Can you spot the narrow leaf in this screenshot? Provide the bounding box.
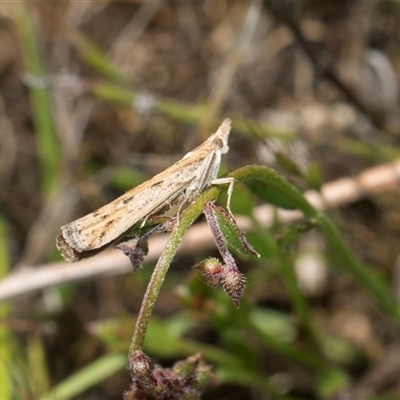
[208,202,259,257]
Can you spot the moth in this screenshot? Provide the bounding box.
[56,118,234,262]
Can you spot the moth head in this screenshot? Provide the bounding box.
[212,118,231,154]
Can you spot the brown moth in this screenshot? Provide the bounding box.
[56,118,234,262]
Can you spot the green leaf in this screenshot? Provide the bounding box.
[229,166,316,216]
[245,179,300,210]
[210,204,259,257]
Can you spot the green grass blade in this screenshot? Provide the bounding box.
[90,81,293,139]
[39,353,126,400]
[15,3,60,194]
[0,216,12,400]
[67,29,128,84]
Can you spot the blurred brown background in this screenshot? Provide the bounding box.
[1,1,400,399]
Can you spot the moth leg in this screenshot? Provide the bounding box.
[140,214,150,228]
[139,192,182,228]
[175,197,188,226]
[211,177,235,216]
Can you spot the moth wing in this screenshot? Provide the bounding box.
[60,157,204,253]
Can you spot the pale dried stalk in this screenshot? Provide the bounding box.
[1,158,400,301]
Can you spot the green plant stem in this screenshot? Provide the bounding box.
[129,187,221,356]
